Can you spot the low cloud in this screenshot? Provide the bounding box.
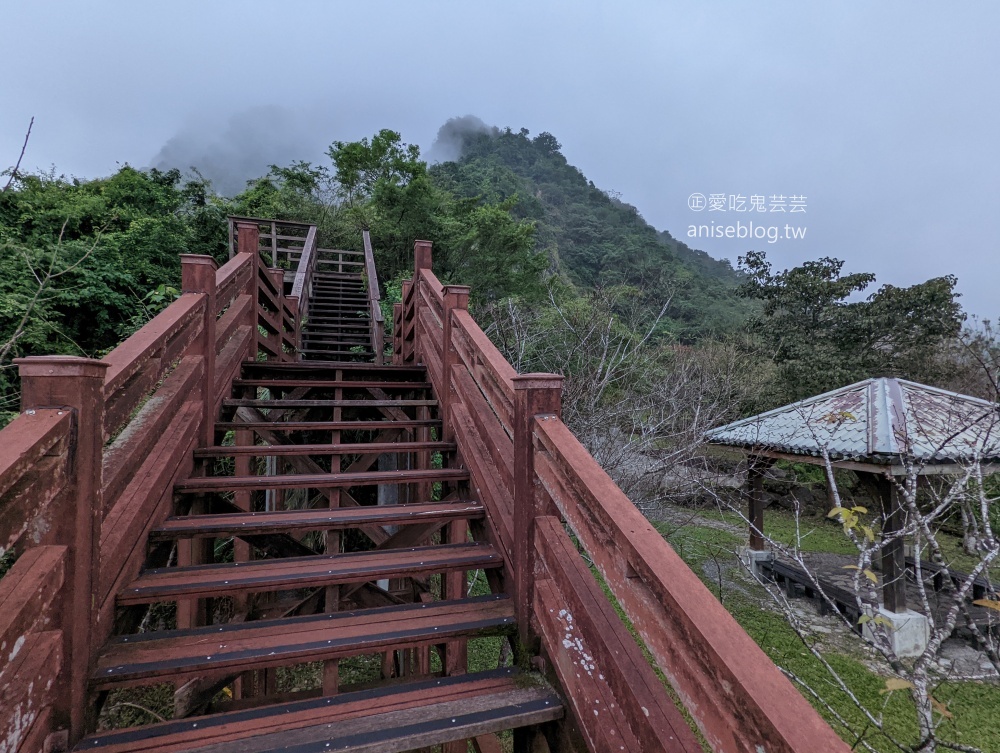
[426,115,497,164]
[150,106,326,196]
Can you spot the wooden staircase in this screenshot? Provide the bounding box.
[300,250,378,362]
[1,216,851,753]
[77,361,562,752]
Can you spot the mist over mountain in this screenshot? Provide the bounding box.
[427,116,498,164]
[150,106,326,196]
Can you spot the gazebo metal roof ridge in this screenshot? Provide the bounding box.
[705,376,1000,467]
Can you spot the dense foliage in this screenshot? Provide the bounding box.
[0,167,228,415]
[430,127,752,340]
[739,251,965,400]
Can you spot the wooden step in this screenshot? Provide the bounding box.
[175,468,466,493]
[232,379,432,390]
[299,353,375,360]
[151,501,484,540]
[117,542,502,606]
[302,326,370,333]
[239,362,425,375]
[314,271,364,279]
[299,347,373,354]
[77,668,561,752]
[302,320,371,327]
[214,420,440,432]
[301,334,373,343]
[96,594,513,689]
[222,399,438,409]
[300,335,371,342]
[195,440,452,457]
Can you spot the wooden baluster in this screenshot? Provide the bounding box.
[17,356,108,742]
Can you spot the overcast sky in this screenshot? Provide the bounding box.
[3,2,998,318]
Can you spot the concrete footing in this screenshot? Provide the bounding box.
[862,606,929,657]
[739,547,774,580]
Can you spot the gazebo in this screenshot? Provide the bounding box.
[705,377,1000,656]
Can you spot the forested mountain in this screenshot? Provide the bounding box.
[0,121,980,425]
[430,127,751,339]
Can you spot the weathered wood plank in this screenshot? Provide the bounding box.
[99,402,201,611]
[452,366,514,496]
[189,687,560,753]
[0,409,70,500]
[215,294,252,350]
[77,669,549,752]
[194,440,454,457]
[533,417,850,753]
[103,295,203,397]
[174,467,468,492]
[151,502,484,540]
[221,399,438,408]
[0,452,68,555]
[102,356,202,508]
[214,253,252,312]
[0,630,62,753]
[450,401,514,570]
[535,517,702,753]
[0,545,66,653]
[117,543,503,606]
[94,596,514,689]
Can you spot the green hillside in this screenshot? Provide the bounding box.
[429,127,751,340]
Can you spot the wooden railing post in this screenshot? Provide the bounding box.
[236,221,260,258]
[181,255,218,447]
[512,373,563,651]
[16,356,109,744]
[441,285,470,443]
[412,240,432,365]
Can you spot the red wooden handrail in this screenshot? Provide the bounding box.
[362,230,385,365]
[0,218,307,750]
[394,239,851,753]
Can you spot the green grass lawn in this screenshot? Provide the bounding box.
[653,513,1000,752]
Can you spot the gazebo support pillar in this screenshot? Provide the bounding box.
[862,473,929,657]
[874,475,906,613]
[741,459,773,578]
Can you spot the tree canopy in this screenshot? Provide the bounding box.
[738,250,964,400]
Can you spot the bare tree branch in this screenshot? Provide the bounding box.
[3,116,34,193]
